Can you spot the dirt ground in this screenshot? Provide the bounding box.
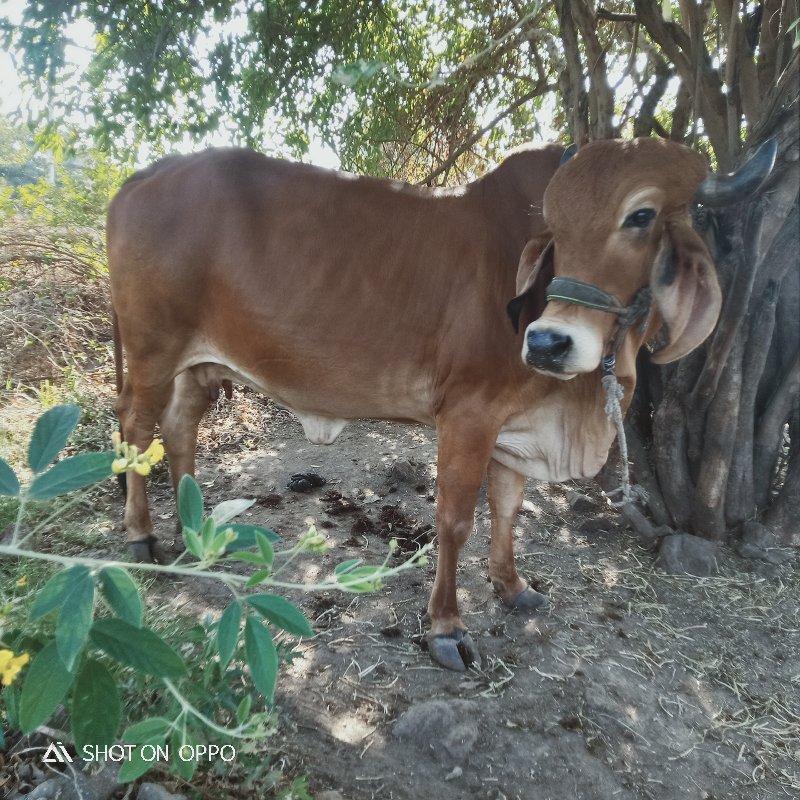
[138,391,800,800]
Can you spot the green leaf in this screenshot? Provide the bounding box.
[28,452,115,499]
[56,568,94,670]
[210,497,255,525]
[236,693,252,725]
[224,524,281,551]
[19,640,73,732]
[182,527,203,558]
[98,567,143,627]
[178,474,203,531]
[31,566,89,620]
[4,684,20,728]
[71,659,121,750]
[216,601,241,671]
[244,616,278,702]
[27,404,80,473]
[200,516,217,549]
[90,620,187,678]
[123,717,172,743]
[335,566,383,592]
[246,569,271,587]
[170,726,198,780]
[0,457,19,497]
[118,742,159,783]
[334,559,363,575]
[256,531,274,565]
[247,594,313,638]
[228,551,268,565]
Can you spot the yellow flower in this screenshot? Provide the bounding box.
[16,575,27,588]
[143,439,165,464]
[111,457,128,474]
[0,649,30,685]
[110,435,164,476]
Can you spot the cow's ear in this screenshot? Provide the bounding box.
[649,220,722,364]
[507,237,554,334]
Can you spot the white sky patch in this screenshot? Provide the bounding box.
[0,0,340,169]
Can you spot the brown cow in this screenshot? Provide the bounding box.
[108,138,774,670]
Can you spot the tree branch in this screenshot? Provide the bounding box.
[634,54,673,137]
[418,82,554,185]
[597,8,639,23]
[571,0,616,139]
[634,0,731,164]
[555,0,589,146]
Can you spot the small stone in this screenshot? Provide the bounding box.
[316,792,347,800]
[393,699,479,762]
[567,491,597,513]
[388,459,427,486]
[657,533,720,576]
[740,520,777,549]
[83,762,122,800]
[136,784,187,800]
[444,766,463,781]
[19,779,67,800]
[736,541,768,560]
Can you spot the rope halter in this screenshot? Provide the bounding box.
[545,276,653,505]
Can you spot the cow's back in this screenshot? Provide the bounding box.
[108,148,551,424]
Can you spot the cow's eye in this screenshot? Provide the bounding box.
[623,208,657,229]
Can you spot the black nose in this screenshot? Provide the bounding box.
[526,329,572,371]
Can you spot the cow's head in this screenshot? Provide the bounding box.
[508,138,776,378]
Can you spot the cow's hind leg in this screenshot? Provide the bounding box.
[159,368,214,523]
[487,459,549,611]
[116,378,173,562]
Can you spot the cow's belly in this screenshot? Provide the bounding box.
[180,351,434,444]
[493,403,615,482]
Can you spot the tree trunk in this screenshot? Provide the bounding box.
[636,108,800,543]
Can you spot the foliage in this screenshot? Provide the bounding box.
[0,404,430,781]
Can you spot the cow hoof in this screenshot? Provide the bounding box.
[287,472,327,492]
[509,588,549,611]
[428,631,481,672]
[127,536,158,563]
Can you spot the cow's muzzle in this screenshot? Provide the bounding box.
[525,329,572,371]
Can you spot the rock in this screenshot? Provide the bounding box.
[17,779,65,800]
[388,458,427,487]
[737,541,768,560]
[16,766,110,800]
[567,491,597,513]
[736,521,790,564]
[392,699,479,762]
[657,533,720,576]
[82,762,122,800]
[740,520,776,549]
[137,784,186,800]
[316,792,347,800]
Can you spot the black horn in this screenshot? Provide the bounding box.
[694,138,777,207]
[560,143,577,167]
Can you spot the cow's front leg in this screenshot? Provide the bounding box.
[487,458,549,610]
[427,413,499,671]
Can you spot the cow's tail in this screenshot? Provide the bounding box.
[112,306,128,498]
[112,306,124,396]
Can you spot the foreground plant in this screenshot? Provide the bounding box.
[0,403,429,781]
